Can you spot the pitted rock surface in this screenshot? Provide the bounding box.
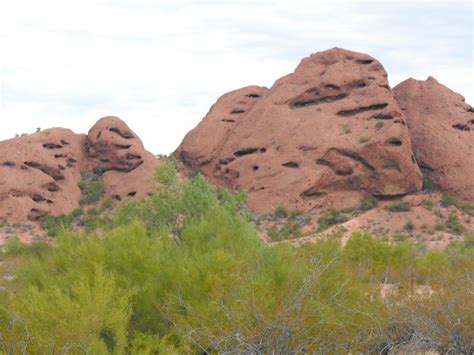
[394,77,474,202]
[0,117,158,224]
[177,48,423,213]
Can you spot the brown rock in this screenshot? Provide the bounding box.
[394,77,474,202]
[0,117,158,225]
[177,48,422,213]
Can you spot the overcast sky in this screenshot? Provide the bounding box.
[1,0,472,154]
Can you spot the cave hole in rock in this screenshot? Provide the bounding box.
[349,80,366,88]
[66,158,77,168]
[234,148,258,157]
[43,143,63,150]
[58,165,65,170]
[109,127,134,139]
[28,208,46,221]
[54,154,66,158]
[246,93,260,98]
[2,161,15,167]
[252,165,259,171]
[230,109,246,114]
[113,194,122,201]
[290,93,348,108]
[260,148,267,153]
[337,103,388,116]
[373,113,393,120]
[467,107,474,113]
[32,194,46,202]
[46,183,60,192]
[221,119,235,123]
[60,139,70,145]
[282,161,299,168]
[115,144,131,149]
[356,59,373,64]
[469,119,474,124]
[324,84,340,90]
[127,191,137,197]
[452,123,471,131]
[393,118,406,125]
[126,153,142,160]
[47,200,53,204]
[97,132,102,139]
[335,168,353,176]
[387,138,402,146]
[383,160,401,171]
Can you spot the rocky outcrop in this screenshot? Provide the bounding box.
[394,77,474,202]
[0,117,158,224]
[177,48,423,213]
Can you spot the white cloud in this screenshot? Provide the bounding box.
[1,0,472,153]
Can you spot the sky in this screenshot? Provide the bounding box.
[0,0,472,154]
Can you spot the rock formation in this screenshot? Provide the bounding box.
[177,48,423,213]
[0,117,158,224]
[394,77,474,202]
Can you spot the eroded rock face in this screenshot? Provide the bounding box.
[0,117,158,224]
[394,77,474,202]
[177,48,423,213]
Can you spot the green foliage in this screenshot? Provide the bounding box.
[359,198,378,211]
[441,193,457,208]
[154,157,179,186]
[78,171,106,205]
[404,219,415,232]
[1,171,473,353]
[446,212,465,234]
[40,213,74,237]
[317,210,349,231]
[267,221,302,241]
[375,120,384,130]
[273,205,288,218]
[422,196,435,210]
[385,201,411,212]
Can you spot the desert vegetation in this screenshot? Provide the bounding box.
[0,160,473,353]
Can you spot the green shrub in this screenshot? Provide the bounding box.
[267,221,302,241]
[359,198,378,211]
[78,171,105,205]
[273,206,288,218]
[154,157,179,186]
[404,220,415,232]
[317,210,349,231]
[375,121,384,130]
[385,201,411,212]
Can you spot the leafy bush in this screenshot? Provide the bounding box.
[78,171,105,205]
[273,206,288,218]
[154,157,179,186]
[317,210,349,231]
[1,166,473,353]
[359,198,378,211]
[267,221,302,241]
[385,201,411,212]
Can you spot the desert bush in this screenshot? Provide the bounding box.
[385,201,411,212]
[359,198,378,211]
[317,210,349,231]
[78,171,106,205]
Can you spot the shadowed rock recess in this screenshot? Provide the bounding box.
[177,48,423,213]
[0,117,159,224]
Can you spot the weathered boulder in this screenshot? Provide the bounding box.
[394,77,474,202]
[0,117,158,224]
[177,48,423,213]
